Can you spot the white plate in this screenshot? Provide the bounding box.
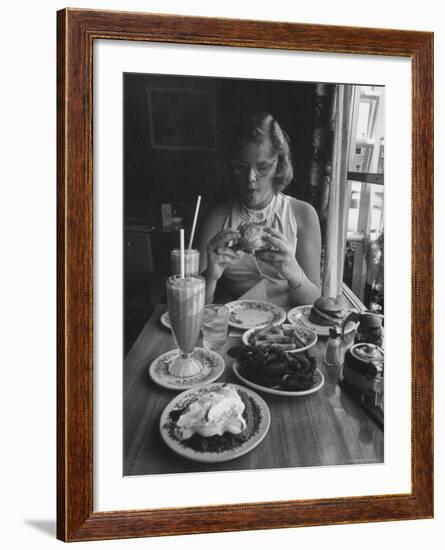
[287,305,357,337]
[242,323,318,354]
[226,299,286,331]
[149,347,225,390]
[233,361,325,397]
[159,383,270,463]
[160,311,171,330]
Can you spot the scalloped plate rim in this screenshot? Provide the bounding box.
[159,382,271,462]
[226,299,286,331]
[149,347,225,390]
[242,323,318,353]
[287,304,358,336]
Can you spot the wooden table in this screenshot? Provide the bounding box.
[124,305,383,475]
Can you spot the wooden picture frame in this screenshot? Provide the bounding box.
[57,8,433,542]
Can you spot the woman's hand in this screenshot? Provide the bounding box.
[256,227,303,284]
[206,229,244,282]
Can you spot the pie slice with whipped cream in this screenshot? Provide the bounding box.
[174,385,247,441]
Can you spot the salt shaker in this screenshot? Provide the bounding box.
[324,327,343,368]
[362,361,384,408]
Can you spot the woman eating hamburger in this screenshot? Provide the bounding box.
[198,111,322,307]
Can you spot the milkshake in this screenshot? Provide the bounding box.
[170,249,200,276]
[166,275,205,377]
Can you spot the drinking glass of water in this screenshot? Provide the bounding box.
[201,304,229,351]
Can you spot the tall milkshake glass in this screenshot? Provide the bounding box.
[170,248,200,276]
[166,274,205,377]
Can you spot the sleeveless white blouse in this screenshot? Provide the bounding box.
[220,192,298,308]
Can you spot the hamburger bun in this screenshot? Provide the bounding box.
[309,297,345,327]
[237,222,269,253]
[313,296,343,314]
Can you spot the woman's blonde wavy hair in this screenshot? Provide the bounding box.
[229,111,293,192]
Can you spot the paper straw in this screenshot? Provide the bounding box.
[180,229,185,278]
[188,195,202,249]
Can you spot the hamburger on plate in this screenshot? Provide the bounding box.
[309,296,346,327]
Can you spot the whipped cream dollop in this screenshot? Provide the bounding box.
[174,386,247,440]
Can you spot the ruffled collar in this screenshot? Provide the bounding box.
[238,194,278,225]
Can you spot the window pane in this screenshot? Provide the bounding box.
[356,102,371,139]
[349,86,385,174]
[370,184,384,233]
[347,181,362,232]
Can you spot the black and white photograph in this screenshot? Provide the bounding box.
[123,73,385,476]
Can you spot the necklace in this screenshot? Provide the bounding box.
[239,194,277,225]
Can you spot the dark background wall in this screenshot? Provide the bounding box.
[123,73,334,353]
[124,72,319,227]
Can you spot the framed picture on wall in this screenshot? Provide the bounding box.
[57,8,433,542]
[147,87,217,150]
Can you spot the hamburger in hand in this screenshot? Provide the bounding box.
[237,222,269,253]
[310,296,345,327]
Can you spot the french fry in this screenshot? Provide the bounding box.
[258,334,284,343]
[252,325,274,340]
[249,323,314,352]
[292,332,307,347]
[269,343,295,351]
[255,342,275,348]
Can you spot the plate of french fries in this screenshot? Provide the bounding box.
[242,323,318,354]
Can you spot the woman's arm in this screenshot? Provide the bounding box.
[197,211,221,303]
[288,198,322,304]
[257,198,321,306]
[197,205,242,303]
